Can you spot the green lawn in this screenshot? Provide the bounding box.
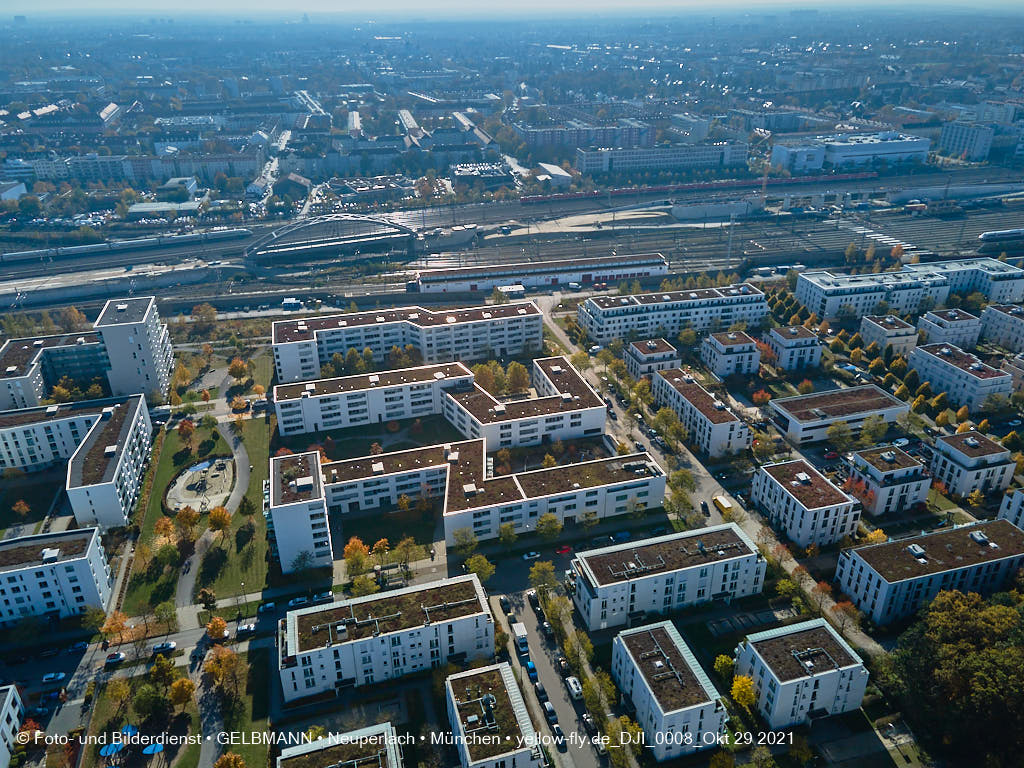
[221,649,270,768]
[0,466,62,532]
[250,354,274,392]
[338,505,437,551]
[273,414,463,460]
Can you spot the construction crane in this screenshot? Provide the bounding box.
[749,129,774,207]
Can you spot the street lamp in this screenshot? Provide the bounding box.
[235,580,245,621]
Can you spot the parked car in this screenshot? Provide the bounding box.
[313,591,333,603]
[527,590,540,610]
[41,672,66,684]
[151,641,177,656]
[66,641,89,654]
[522,551,541,561]
[555,545,572,555]
[525,660,538,682]
[634,441,645,452]
[651,526,668,536]
[287,596,309,608]
[534,681,548,702]
[582,713,598,735]
[700,500,710,516]
[552,723,565,747]
[608,409,617,421]
[824,451,839,459]
[236,623,256,637]
[499,595,511,613]
[257,602,276,614]
[543,701,558,722]
[613,531,631,542]
[105,652,126,667]
[38,647,59,658]
[893,438,911,448]
[565,676,583,700]
[541,621,554,638]
[555,656,571,677]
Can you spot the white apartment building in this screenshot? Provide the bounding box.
[858,315,918,357]
[575,143,748,174]
[769,385,909,444]
[570,524,766,631]
[0,686,23,768]
[981,304,1024,352]
[908,344,1012,412]
[577,284,768,346]
[770,143,826,174]
[611,621,727,761]
[733,619,869,730]
[846,446,930,517]
[998,488,1024,529]
[92,297,174,399]
[929,431,1014,498]
[751,460,859,548]
[278,575,492,702]
[652,370,751,458]
[272,302,543,383]
[446,663,544,768]
[834,520,1024,624]
[626,339,681,380]
[274,363,475,436]
[269,453,332,573]
[700,332,760,377]
[819,131,930,167]
[0,396,151,529]
[795,259,1024,319]
[442,357,606,452]
[939,121,994,162]
[277,723,403,768]
[0,332,107,411]
[765,326,822,371]
[0,528,113,627]
[916,309,981,349]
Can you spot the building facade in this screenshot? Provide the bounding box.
[0,333,106,411]
[575,143,748,174]
[981,304,1024,353]
[769,385,909,444]
[998,488,1024,529]
[652,370,751,458]
[626,339,682,380]
[845,446,930,517]
[834,520,1024,624]
[278,575,493,702]
[916,309,981,349]
[0,685,24,768]
[570,524,766,631]
[92,297,174,399]
[908,343,1012,412]
[734,619,869,730]
[858,315,918,358]
[929,431,1014,498]
[751,460,859,547]
[700,332,760,377]
[276,723,403,768]
[611,621,727,761]
[765,326,822,371]
[939,121,993,161]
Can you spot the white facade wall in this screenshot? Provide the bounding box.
[269,496,333,575]
[981,305,1024,352]
[821,132,930,167]
[916,310,981,349]
[625,341,681,380]
[0,528,112,627]
[0,686,23,768]
[858,316,918,357]
[0,366,45,412]
[0,409,99,472]
[939,121,993,161]
[734,620,869,730]
[766,328,822,371]
[651,372,751,458]
[998,489,1024,529]
[769,387,909,444]
[770,144,825,173]
[908,345,1012,412]
[611,622,727,761]
[570,524,766,631]
[279,576,492,702]
[929,433,1014,498]
[750,462,859,547]
[94,298,173,399]
[276,724,403,768]
[846,450,930,517]
[577,285,768,345]
[700,334,760,377]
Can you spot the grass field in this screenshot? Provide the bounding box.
[222,648,271,768]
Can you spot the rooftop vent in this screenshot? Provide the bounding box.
[46,405,58,414]
[376,316,386,323]
[789,327,799,335]
[101,406,115,420]
[116,303,128,312]
[368,374,380,385]
[462,482,478,495]
[907,543,926,558]
[294,475,314,492]
[408,313,419,320]
[5,366,16,374]
[713,401,726,410]
[434,371,446,380]
[482,312,492,319]
[795,472,812,484]
[940,347,952,356]
[969,530,990,546]
[646,341,657,350]
[41,547,61,563]
[964,436,980,448]
[104,445,118,456]
[492,404,506,415]
[550,365,563,374]
[446,316,457,324]
[447,450,459,463]
[305,383,316,392]
[371,462,385,475]
[33,338,44,347]
[727,333,737,340]
[881,450,896,463]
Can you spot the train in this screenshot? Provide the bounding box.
[0,227,252,263]
[979,228,1024,243]
[519,171,879,205]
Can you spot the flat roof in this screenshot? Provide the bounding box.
[0,332,102,377]
[618,622,719,713]
[629,338,678,356]
[447,663,534,763]
[576,523,757,588]
[67,396,144,488]
[761,460,851,509]
[655,371,741,425]
[94,296,154,326]
[925,308,979,324]
[277,723,402,768]
[863,314,915,332]
[272,302,540,344]
[274,362,472,401]
[746,619,860,683]
[772,385,906,423]
[802,258,1024,290]
[770,325,817,340]
[852,445,921,472]
[936,430,1008,459]
[0,528,97,573]
[272,453,324,506]
[289,575,487,653]
[915,344,1007,379]
[588,283,763,310]
[417,253,666,281]
[985,304,1024,320]
[708,331,756,348]
[0,397,110,430]
[850,520,1024,582]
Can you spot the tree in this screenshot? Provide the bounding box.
[498,523,518,549]
[106,679,131,714]
[957,422,973,434]
[371,538,390,568]
[177,419,195,448]
[811,581,833,614]
[797,379,814,395]
[11,499,29,519]
[150,653,177,690]
[192,303,217,331]
[452,527,479,558]
[731,674,756,713]
[102,610,129,644]
[894,383,910,400]
[169,678,195,712]
[967,489,986,508]
[831,600,863,631]
[541,453,558,468]
[709,753,735,768]
[776,579,798,599]
[935,410,951,428]
[506,361,530,393]
[864,528,888,544]
[59,306,87,332]
[82,605,107,632]
[343,536,370,575]
[198,587,217,611]
[529,561,558,594]
[826,421,853,452]
[465,554,496,583]
[208,506,232,541]
[155,601,177,633]
[207,616,228,641]
[751,746,777,768]
[176,506,200,538]
[713,654,734,682]
[350,574,379,597]
[228,358,248,382]
[535,513,563,540]
[911,394,927,414]
[214,753,247,768]
[858,414,888,447]
[977,418,991,434]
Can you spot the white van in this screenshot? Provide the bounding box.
[565,675,583,700]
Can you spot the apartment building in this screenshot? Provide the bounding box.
[272,302,543,383]
[626,339,681,380]
[570,524,766,631]
[0,686,23,768]
[700,332,760,377]
[278,575,492,702]
[939,121,993,161]
[834,520,1024,624]
[577,284,768,346]
[0,396,151,529]
[734,620,869,729]
[929,431,1014,498]
[277,723,404,768]
[269,453,332,574]
[611,622,727,761]
[916,309,981,349]
[769,385,909,444]
[795,259,1024,319]
[442,357,606,452]
[751,460,859,547]
[92,297,174,399]
[858,315,918,358]
[0,333,106,411]
[575,143,748,174]
[274,363,475,436]
[846,446,930,517]
[981,304,1024,352]
[0,528,112,627]
[446,663,544,768]
[652,370,751,458]
[908,344,1012,412]
[765,326,822,371]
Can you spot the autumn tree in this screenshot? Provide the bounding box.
[169,678,196,712]
[535,512,563,540]
[177,418,195,449]
[208,506,232,542]
[506,361,530,393]
[350,574,379,597]
[452,528,479,558]
[731,674,757,713]
[11,499,29,519]
[59,305,87,332]
[102,610,129,644]
[176,505,200,538]
[465,554,496,583]
[528,561,558,595]
[343,536,371,575]
[864,528,887,544]
[206,616,228,641]
[714,654,734,683]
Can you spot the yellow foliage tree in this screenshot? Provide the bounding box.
[731,674,757,713]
